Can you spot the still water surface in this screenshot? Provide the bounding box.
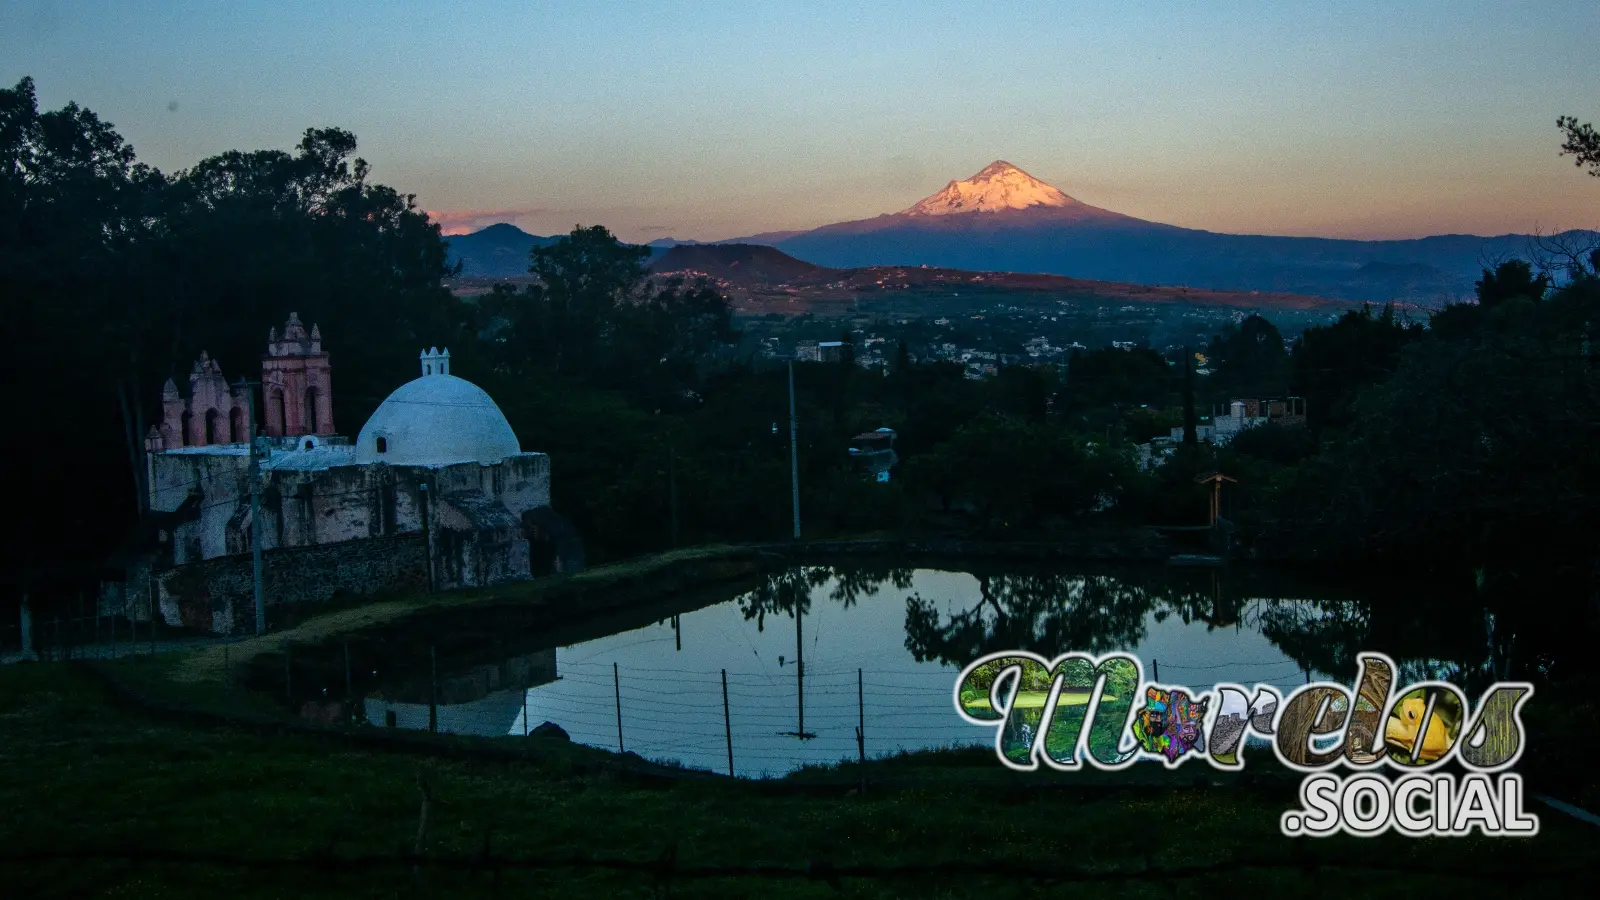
[349,564,1495,778]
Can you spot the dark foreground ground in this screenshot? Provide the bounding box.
[1,663,1594,899]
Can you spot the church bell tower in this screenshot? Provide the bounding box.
[261,312,334,438]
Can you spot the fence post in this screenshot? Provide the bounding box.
[344,641,352,723]
[722,668,733,777]
[428,646,438,734]
[857,668,866,794]
[523,690,529,737]
[18,592,31,660]
[1153,659,1159,682]
[613,662,624,753]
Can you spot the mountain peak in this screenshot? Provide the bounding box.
[900,160,1078,216]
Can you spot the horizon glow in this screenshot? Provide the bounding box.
[4,0,1597,243]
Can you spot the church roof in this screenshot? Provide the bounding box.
[354,371,522,467]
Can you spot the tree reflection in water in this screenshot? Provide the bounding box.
[733,565,1502,692]
[737,566,915,630]
[904,570,1237,667]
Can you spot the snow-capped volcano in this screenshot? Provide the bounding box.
[900,160,1078,216]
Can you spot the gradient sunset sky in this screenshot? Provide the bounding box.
[5,0,1597,243]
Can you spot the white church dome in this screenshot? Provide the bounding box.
[355,349,521,466]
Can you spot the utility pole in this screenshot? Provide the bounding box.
[788,360,801,540]
[419,480,434,593]
[238,378,266,635]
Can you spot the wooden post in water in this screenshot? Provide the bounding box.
[1153,659,1159,682]
[722,668,733,777]
[857,668,866,793]
[795,601,805,738]
[428,646,438,734]
[613,662,624,753]
[674,614,680,652]
[522,691,529,737]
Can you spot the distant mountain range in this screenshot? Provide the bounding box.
[716,161,1593,305]
[443,222,675,278]
[647,243,1358,315]
[443,161,1595,304]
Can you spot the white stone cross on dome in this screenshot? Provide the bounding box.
[419,347,451,377]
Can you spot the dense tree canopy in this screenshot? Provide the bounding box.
[1206,314,1288,399]
[1290,305,1424,436]
[2,77,469,574]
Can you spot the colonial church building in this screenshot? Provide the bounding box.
[129,314,581,635]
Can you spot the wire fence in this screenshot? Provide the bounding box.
[270,646,1324,779]
[3,604,1340,778]
[0,609,200,662]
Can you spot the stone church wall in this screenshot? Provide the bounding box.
[155,534,427,634]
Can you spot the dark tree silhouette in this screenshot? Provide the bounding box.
[1558,115,1600,176]
[1473,260,1549,309]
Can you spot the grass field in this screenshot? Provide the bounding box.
[959,690,1102,711]
[2,661,1594,899]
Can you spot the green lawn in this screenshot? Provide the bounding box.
[2,662,1595,899]
[960,689,1104,711]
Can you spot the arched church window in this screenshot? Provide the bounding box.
[305,387,318,432]
[425,363,432,375]
[376,437,388,454]
[205,408,220,445]
[230,407,246,443]
[304,440,314,450]
[180,410,193,446]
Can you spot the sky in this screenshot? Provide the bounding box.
[4,0,1598,243]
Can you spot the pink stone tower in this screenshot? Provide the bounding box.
[262,312,334,438]
[146,352,252,450]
